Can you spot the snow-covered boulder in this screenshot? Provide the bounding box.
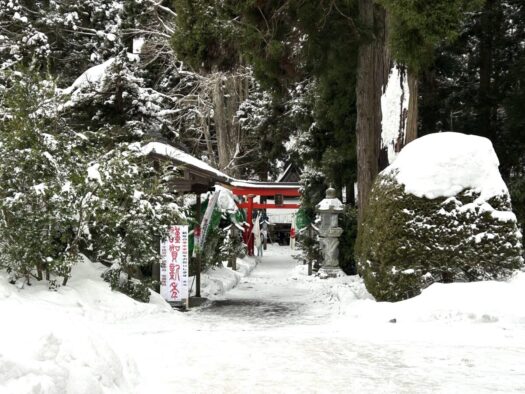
[356,132,523,302]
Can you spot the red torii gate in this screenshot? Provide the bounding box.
[228,181,301,256]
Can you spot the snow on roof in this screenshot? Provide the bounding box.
[142,142,301,192]
[141,142,230,180]
[62,58,115,95]
[276,163,293,183]
[230,180,300,189]
[385,132,508,201]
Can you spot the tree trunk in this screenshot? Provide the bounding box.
[201,116,216,167]
[355,0,389,225]
[36,262,43,281]
[405,71,418,144]
[213,72,248,176]
[478,0,496,140]
[213,74,229,171]
[62,269,70,286]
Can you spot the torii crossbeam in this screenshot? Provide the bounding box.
[227,181,301,256]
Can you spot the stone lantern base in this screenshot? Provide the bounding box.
[317,266,346,279]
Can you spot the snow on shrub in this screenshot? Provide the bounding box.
[0,58,183,299]
[0,70,94,286]
[356,132,524,302]
[89,143,184,303]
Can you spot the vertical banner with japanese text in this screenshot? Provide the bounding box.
[160,225,189,303]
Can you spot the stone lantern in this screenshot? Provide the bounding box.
[316,186,345,278]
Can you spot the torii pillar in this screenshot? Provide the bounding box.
[244,195,255,256]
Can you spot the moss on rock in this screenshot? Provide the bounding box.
[356,172,524,302]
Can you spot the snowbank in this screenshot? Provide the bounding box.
[195,256,258,299]
[323,270,525,327]
[289,256,525,327]
[387,132,508,201]
[389,271,525,325]
[290,264,374,311]
[0,257,173,394]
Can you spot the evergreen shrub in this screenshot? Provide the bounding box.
[357,173,523,301]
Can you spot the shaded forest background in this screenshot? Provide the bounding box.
[0,0,524,279]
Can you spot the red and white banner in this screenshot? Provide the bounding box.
[160,225,189,302]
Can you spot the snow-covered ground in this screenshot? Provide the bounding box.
[1,246,524,393]
[0,256,174,394]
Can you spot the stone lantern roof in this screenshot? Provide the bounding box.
[316,186,344,213]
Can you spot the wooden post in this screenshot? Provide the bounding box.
[229,225,237,271]
[196,194,202,298]
[152,261,160,293]
[247,195,254,256]
[308,224,313,276]
[261,198,268,251]
[263,222,268,250]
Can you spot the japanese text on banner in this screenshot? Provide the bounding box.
[160,225,189,302]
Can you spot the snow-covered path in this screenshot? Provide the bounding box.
[119,245,525,394]
[192,245,332,328]
[3,246,524,393]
